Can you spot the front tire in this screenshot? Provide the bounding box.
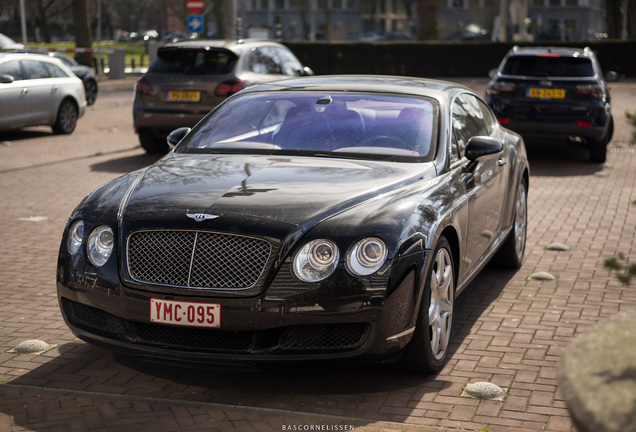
[139,131,169,154]
[52,99,78,134]
[401,236,455,373]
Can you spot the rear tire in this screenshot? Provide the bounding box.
[401,236,455,374]
[139,132,169,154]
[590,136,607,163]
[493,177,528,269]
[52,99,78,134]
[85,79,98,105]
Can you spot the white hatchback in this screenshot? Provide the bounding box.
[0,52,87,134]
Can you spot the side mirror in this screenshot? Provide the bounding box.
[605,71,619,83]
[488,68,498,79]
[465,136,503,161]
[0,74,14,84]
[167,127,191,148]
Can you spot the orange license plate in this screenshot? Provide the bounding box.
[527,88,565,99]
[166,90,201,102]
[150,298,220,328]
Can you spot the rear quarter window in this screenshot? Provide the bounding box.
[502,55,595,78]
[151,50,237,75]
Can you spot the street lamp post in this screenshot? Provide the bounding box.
[20,0,27,46]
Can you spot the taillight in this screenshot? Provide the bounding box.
[135,78,153,95]
[498,118,511,125]
[576,84,604,99]
[577,121,593,128]
[215,80,245,97]
[487,81,515,95]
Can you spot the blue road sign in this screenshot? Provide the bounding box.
[188,15,204,33]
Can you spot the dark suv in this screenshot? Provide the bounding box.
[486,46,613,163]
[133,39,313,153]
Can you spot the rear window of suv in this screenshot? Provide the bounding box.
[150,49,237,75]
[501,55,595,78]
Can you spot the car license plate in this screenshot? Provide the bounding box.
[150,298,220,328]
[527,88,565,99]
[165,90,202,102]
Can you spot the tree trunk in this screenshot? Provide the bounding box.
[73,0,93,68]
[417,0,438,40]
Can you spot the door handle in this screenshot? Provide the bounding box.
[21,88,28,94]
[497,157,506,167]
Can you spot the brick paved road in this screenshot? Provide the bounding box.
[0,77,635,432]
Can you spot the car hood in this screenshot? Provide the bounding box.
[119,153,437,232]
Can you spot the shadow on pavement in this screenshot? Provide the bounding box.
[3,267,515,429]
[90,152,162,173]
[525,138,604,177]
[0,129,53,142]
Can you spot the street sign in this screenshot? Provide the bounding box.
[186,0,204,14]
[187,15,204,34]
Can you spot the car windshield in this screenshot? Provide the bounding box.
[502,55,595,78]
[178,92,438,162]
[150,49,237,75]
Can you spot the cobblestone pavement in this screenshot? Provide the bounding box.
[0,77,635,432]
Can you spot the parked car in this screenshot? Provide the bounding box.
[10,50,98,105]
[133,39,313,153]
[58,75,529,373]
[0,52,87,134]
[0,33,24,50]
[486,46,613,163]
[48,52,99,105]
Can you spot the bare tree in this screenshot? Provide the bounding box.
[417,0,438,40]
[73,0,92,66]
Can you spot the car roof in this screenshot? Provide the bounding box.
[159,38,284,53]
[507,45,594,58]
[0,51,56,60]
[238,74,472,102]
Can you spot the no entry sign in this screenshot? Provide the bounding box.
[186,0,204,14]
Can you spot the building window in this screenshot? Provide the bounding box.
[549,0,561,6]
[452,0,464,8]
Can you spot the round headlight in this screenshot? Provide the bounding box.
[293,239,339,282]
[347,237,388,276]
[87,225,114,267]
[67,220,85,255]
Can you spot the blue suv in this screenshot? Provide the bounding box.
[486,46,613,163]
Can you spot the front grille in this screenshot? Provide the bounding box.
[127,230,272,289]
[62,299,369,354]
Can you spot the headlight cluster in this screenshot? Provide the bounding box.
[293,237,388,282]
[66,220,114,267]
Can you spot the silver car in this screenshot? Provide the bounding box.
[0,52,87,134]
[133,39,313,153]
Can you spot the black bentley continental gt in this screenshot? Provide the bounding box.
[57,75,529,373]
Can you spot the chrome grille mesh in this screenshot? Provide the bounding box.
[127,230,271,289]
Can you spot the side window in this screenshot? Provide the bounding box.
[451,93,492,158]
[275,47,303,76]
[22,60,52,79]
[45,62,70,78]
[0,60,24,80]
[248,47,283,75]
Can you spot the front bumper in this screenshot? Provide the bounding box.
[57,252,425,367]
